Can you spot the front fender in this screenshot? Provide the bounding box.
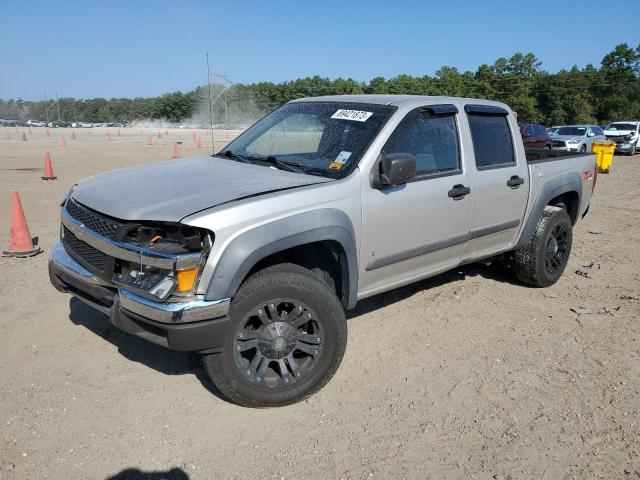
[205,208,358,309]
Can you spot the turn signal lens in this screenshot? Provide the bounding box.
[176,266,199,292]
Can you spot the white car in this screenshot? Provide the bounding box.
[604,121,640,156]
[550,125,606,153]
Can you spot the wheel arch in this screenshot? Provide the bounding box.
[516,172,582,249]
[205,209,358,309]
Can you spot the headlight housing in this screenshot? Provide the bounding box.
[112,222,213,302]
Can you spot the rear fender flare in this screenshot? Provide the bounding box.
[516,172,582,249]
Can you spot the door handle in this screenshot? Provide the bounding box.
[507,175,525,188]
[448,184,471,200]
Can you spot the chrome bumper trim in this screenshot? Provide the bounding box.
[61,206,202,270]
[51,240,230,324]
[119,289,230,324]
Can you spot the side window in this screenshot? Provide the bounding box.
[594,127,604,135]
[467,113,515,169]
[383,108,461,178]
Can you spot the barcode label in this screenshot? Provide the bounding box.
[330,109,373,122]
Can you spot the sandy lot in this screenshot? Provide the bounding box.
[1,126,639,479]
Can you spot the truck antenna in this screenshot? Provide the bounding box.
[206,53,215,156]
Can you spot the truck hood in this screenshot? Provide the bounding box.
[70,156,332,222]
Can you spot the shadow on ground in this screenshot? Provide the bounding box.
[68,260,522,400]
[106,467,189,480]
[68,298,226,401]
[347,259,523,319]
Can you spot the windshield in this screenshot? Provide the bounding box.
[606,123,637,131]
[219,101,397,178]
[554,126,587,136]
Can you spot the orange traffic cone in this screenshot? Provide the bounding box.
[71,130,76,140]
[107,132,112,141]
[196,135,202,148]
[45,129,50,137]
[2,192,42,257]
[60,136,66,147]
[42,151,56,180]
[158,131,162,139]
[172,143,180,158]
[146,135,153,145]
[21,133,27,141]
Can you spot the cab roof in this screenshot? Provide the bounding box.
[290,94,510,109]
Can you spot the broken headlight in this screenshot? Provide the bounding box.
[112,222,213,302]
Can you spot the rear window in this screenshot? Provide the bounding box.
[468,114,515,169]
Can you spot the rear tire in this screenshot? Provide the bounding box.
[514,207,573,287]
[203,263,347,407]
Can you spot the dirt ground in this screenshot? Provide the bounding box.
[1,126,639,480]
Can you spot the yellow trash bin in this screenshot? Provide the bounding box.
[591,141,615,173]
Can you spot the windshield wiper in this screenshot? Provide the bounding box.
[221,150,252,164]
[222,151,308,174]
[258,155,305,173]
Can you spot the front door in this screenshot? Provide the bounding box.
[359,105,473,296]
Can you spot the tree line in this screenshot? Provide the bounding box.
[1,43,638,127]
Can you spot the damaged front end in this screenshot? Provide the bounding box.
[110,221,213,302]
[49,195,231,352]
[60,196,213,303]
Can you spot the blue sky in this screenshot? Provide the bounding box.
[1,0,638,100]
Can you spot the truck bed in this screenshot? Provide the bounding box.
[525,149,590,163]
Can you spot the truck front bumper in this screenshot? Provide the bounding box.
[49,241,232,352]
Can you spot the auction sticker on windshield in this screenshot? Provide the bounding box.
[330,109,373,122]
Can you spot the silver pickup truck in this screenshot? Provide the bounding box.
[49,95,597,407]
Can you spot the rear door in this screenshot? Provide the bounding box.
[462,105,529,260]
[359,104,473,294]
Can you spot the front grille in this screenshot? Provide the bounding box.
[65,198,122,239]
[62,226,106,272]
[552,140,565,147]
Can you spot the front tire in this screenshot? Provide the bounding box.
[514,207,573,287]
[580,144,587,153]
[203,263,347,407]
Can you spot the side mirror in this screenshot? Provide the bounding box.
[587,132,595,137]
[372,153,417,188]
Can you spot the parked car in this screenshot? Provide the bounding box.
[550,125,606,153]
[27,120,47,127]
[604,121,640,156]
[519,123,552,149]
[48,121,72,128]
[49,95,597,407]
